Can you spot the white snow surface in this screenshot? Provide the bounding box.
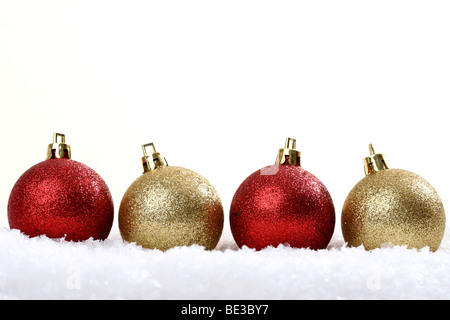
[1,221,449,300]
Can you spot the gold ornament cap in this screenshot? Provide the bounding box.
[275,137,301,166]
[363,144,389,176]
[46,133,71,160]
[141,142,168,173]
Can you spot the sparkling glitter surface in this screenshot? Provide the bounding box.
[341,169,446,251]
[230,164,335,250]
[8,159,114,241]
[119,166,224,251]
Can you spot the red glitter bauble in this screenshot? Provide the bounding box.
[8,158,114,241]
[230,164,335,250]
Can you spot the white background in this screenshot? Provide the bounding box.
[1,0,449,241]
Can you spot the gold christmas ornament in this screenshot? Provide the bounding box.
[119,143,224,251]
[341,144,446,251]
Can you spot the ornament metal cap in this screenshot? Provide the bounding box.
[46,133,71,160]
[141,142,168,173]
[363,144,389,176]
[275,137,301,166]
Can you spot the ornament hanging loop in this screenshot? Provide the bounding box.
[46,133,71,160]
[275,137,301,166]
[363,144,389,176]
[142,142,168,173]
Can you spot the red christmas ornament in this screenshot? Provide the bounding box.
[8,133,114,241]
[230,138,335,250]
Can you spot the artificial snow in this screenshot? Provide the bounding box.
[0,221,449,300]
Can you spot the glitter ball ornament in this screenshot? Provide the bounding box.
[119,143,224,251]
[230,138,335,250]
[8,133,114,241]
[341,144,446,251]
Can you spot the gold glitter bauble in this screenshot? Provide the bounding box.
[119,144,224,251]
[342,168,446,251]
